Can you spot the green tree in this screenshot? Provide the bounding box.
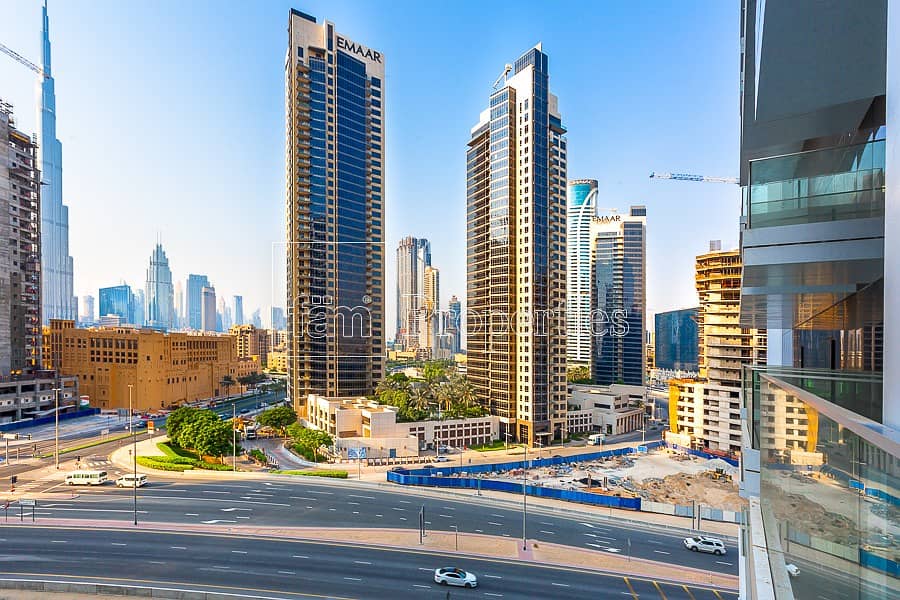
[287,423,333,462]
[256,405,298,434]
[183,419,233,459]
[165,406,199,443]
[422,361,447,383]
[567,366,592,384]
[172,409,218,449]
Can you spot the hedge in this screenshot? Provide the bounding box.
[136,457,193,472]
[272,469,348,478]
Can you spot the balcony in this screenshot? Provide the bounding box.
[742,366,897,600]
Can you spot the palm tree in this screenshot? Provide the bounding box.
[408,385,430,413]
[220,375,235,400]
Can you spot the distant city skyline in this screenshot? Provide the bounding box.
[0,0,740,336]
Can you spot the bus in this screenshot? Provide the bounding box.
[65,470,109,486]
[587,433,606,446]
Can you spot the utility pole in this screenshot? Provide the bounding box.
[232,403,237,471]
[522,443,528,551]
[129,384,137,526]
[52,387,60,469]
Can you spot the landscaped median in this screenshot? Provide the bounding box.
[270,469,348,478]
[136,442,233,472]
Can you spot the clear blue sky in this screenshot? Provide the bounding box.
[1,0,741,331]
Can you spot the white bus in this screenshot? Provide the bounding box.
[587,433,606,446]
[65,470,109,486]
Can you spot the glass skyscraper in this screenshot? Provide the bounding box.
[185,274,209,331]
[395,236,430,349]
[566,179,598,366]
[467,45,568,445]
[591,206,646,386]
[38,1,76,324]
[99,285,133,324]
[286,10,385,416]
[654,307,698,372]
[145,243,174,331]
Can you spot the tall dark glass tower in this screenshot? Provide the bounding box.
[286,10,384,416]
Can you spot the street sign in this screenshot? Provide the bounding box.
[2,434,17,440]
[100,429,110,436]
[18,499,35,507]
[637,445,648,453]
[348,447,367,460]
[147,420,155,434]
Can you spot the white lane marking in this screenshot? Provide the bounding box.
[352,511,360,515]
[539,530,555,535]
[136,495,290,507]
[484,594,503,598]
[580,522,595,528]
[347,501,361,505]
[290,496,315,501]
[441,506,455,510]
[400,517,408,521]
[236,516,251,519]
[488,522,503,526]
[398,500,411,504]
[425,521,432,525]
[413,584,431,589]
[184,513,199,517]
[552,583,570,587]
[50,541,67,544]
[201,519,237,524]
[111,543,127,546]
[231,550,248,554]
[149,561,165,564]
[540,521,554,526]
[483,574,503,579]
[418,568,432,572]
[212,565,230,570]
[716,561,733,566]
[354,560,371,565]
[343,577,362,582]
[202,491,231,494]
[171,546,186,550]
[308,491,333,495]
[278,570,296,575]
[491,513,504,518]
[392,507,405,511]
[37,508,149,514]
[292,555,308,559]
[221,507,252,512]
[349,494,376,500]
[648,540,663,545]
[654,550,671,555]
[439,514,453,518]
[475,529,483,533]
[376,514,383,517]
[584,533,597,538]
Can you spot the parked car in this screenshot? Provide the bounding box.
[435,456,450,463]
[433,567,477,588]
[683,536,727,555]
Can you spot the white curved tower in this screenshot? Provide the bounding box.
[566,179,597,366]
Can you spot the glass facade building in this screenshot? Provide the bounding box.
[185,274,209,331]
[738,1,895,598]
[286,10,384,416]
[591,206,646,386]
[566,179,598,366]
[395,236,430,350]
[99,285,132,324]
[654,307,698,372]
[145,244,174,331]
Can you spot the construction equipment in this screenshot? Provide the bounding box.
[649,172,738,185]
[0,42,45,78]
[492,63,512,90]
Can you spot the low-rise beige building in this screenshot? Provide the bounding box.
[307,394,500,458]
[568,384,645,436]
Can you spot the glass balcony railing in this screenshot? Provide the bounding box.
[748,139,885,228]
[743,366,897,600]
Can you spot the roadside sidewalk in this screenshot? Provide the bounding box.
[10,518,738,590]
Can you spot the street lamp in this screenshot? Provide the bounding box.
[129,384,137,526]
[52,387,60,469]
[232,403,237,471]
[451,524,459,551]
[522,443,528,551]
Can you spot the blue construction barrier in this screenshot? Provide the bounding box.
[859,548,900,578]
[0,408,100,432]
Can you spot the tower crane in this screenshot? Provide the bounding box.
[0,42,45,78]
[492,64,512,90]
[649,172,738,185]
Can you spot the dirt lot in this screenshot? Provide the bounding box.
[633,471,745,511]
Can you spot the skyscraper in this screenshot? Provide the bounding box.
[566,179,598,367]
[80,295,95,325]
[466,45,568,445]
[233,295,244,326]
[286,9,385,415]
[173,280,184,329]
[0,103,42,373]
[145,243,174,331]
[654,307,699,372]
[270,306,286,330]
[396,236,430,349]
[421,265,439,356]
[250,308,262,329]
[591,206,646,386]
[446,295,461,354]
[38,1,75,324]
[99,284,132,324]
[200,285,216,332]
[131,288,145,327]
[185,274,209,331]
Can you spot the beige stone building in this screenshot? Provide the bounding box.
[230,324,269,367]
[43,319,255,411]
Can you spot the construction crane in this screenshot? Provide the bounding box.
[492,63,512,90]
[649,172,738,185]
[0,42,45,78]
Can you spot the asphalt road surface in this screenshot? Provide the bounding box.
[0,525,739,600]
[10,476,739,574]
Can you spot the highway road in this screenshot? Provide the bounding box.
[0,525,739,600]
[8,476,739,574]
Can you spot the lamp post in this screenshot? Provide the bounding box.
[522,443,528,551]
[52,387,60,469]
[232,403,237,471]
[129,384,137,526]
[452,524,458,551]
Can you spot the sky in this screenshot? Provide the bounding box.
[1,0,741,333]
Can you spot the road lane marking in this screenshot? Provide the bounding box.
[308,491,333,495]
[353,561,371,565]
[418,568,432,572]
[111,543,127,546]
[328,508,337,512]
[347,501,361,505]
[539,530,555,535]
[292,555,308,559]
[484,594,503,598]
[343,577,362,582]
[201,519,237,524]
[475,529,483,533]
[135,495,290,507]
[491,513,504,518]
[231,550,248,554]
[483,574,502,579]
[50,541,67,544]
[540,521,554,525]
[716,561,732,566]
[352,511,360,515]
[398,500,411,504]
[202,491,230,494]
[376,514,383,517]
[349,494,376,500]
[713,591,724,600]
[170,546,186,550]
[400,517,407,521]
[551,583,570,587]
[623,577,639,600]
[221,508,252,512]
[439,514,452,518]
[290,496,315,500]
[648,540,663,545]
[278,570,296,575]
[653,550,671,555]
[441,506,455,510]
[585,533,597,538]
[652,581,668,600]
[488,522,503,526]
[149,561,165,565]
[413,584,431,589]
[392,507,405,511]
[184,513,199,516]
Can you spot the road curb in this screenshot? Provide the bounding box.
[0,577,307,600]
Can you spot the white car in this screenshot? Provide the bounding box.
[683,536,727,555]
[435,456,450,463]
[115,474,148,488]
[785,563,800,577]
[434,567,477,588]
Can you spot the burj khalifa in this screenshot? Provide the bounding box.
[38,0,75,323]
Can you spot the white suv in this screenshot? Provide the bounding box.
[683,536,727,555]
